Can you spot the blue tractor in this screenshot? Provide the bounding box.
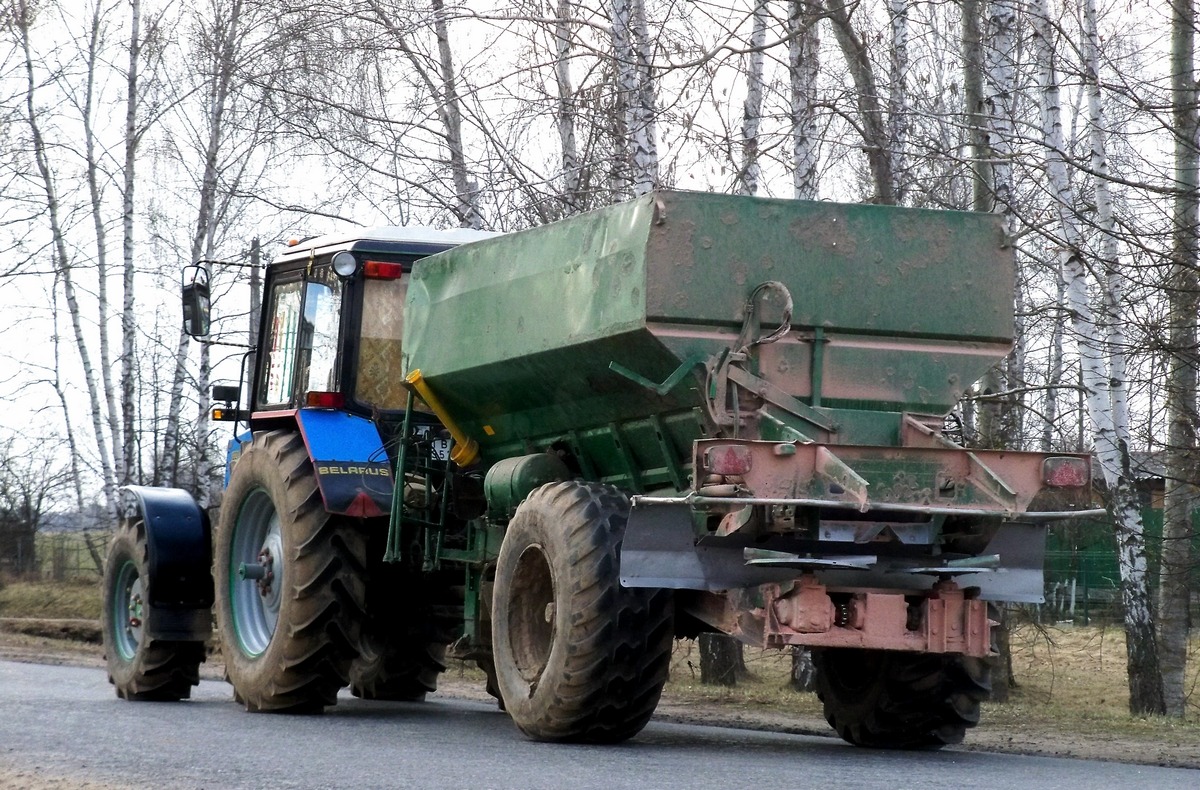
[102,226,497,710]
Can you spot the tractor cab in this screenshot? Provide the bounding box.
[189,227,497,426]
[187,226,498,516]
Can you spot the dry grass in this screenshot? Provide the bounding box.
[0,578,103,620]
[992,622,1200,731]
[665,638,823,716]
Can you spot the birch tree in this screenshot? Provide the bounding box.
[1029,0,1163,716]
[611,0,658,196]
[118,0,144,487]
[789,1,820,200]
[73,0,123,492]
[736,0,768,196]
[554,0,583,214]
[886,0,908,203]
[9,0,119,518]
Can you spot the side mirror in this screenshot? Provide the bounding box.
[182,264,211,338]
[212,384,241,403]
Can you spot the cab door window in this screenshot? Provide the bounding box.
[258,267,344,408]
[260,280,303,406]
[301,278,342,394]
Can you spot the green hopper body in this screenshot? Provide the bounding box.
[403,190,1013,492]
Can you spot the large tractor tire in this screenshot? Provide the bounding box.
[102,523,205,700]
[492,481,674,743]
[215,430,367,712]
[812,647,991,749]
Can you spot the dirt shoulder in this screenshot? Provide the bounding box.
[2,620,1197,772]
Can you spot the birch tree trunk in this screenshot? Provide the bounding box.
[962,0,990,213]
[983,0,1016,235]
[14,1,118,519]
[79,3,123,490]
[612,0,658,196]
[49,282,88,518]
[976,0,1021,452]
[554,0,583,214]
[789,1,820,200]
[737,0,768,196]
[1160,0,1199,719]
[119,0,143,487]
[1030,0,1164,716]
[431,0,482,228]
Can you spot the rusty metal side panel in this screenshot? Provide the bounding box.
[692,439,1095,516]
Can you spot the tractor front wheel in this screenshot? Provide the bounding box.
[492,481,673,743]
[102,523,205,700]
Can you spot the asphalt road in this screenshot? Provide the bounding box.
[1,659,1196,790]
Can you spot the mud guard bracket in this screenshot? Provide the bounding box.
[621,502,796,590]
[119,485,214,641]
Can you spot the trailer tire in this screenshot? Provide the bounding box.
[102,524,205,701]
[492,481,674,743]
[215,430,367,712]
[812,647,990,749]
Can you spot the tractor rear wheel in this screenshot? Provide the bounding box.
[812,647,990,749]
[214,430,367,712]
[492,481,674,743]
[102,523,205,700]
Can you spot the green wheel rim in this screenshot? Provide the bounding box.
[229,488,285,657]
[111,560,143,661]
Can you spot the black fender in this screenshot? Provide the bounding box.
[119,485,214,641]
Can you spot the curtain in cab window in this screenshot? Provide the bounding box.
[356,277,410,410]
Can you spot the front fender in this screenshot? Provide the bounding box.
[119,485,213,641]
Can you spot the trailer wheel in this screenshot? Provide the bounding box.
[492,481,674,742]
[102,524,205,700]
[215,430,367,712]
[812,647,991,749]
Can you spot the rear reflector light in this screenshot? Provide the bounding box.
[306,391,345,409]
[1043,457,1089,487]
[704,444,753,476]
[363,260,405,279]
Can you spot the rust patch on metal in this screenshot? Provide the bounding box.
[759,578,992,657]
